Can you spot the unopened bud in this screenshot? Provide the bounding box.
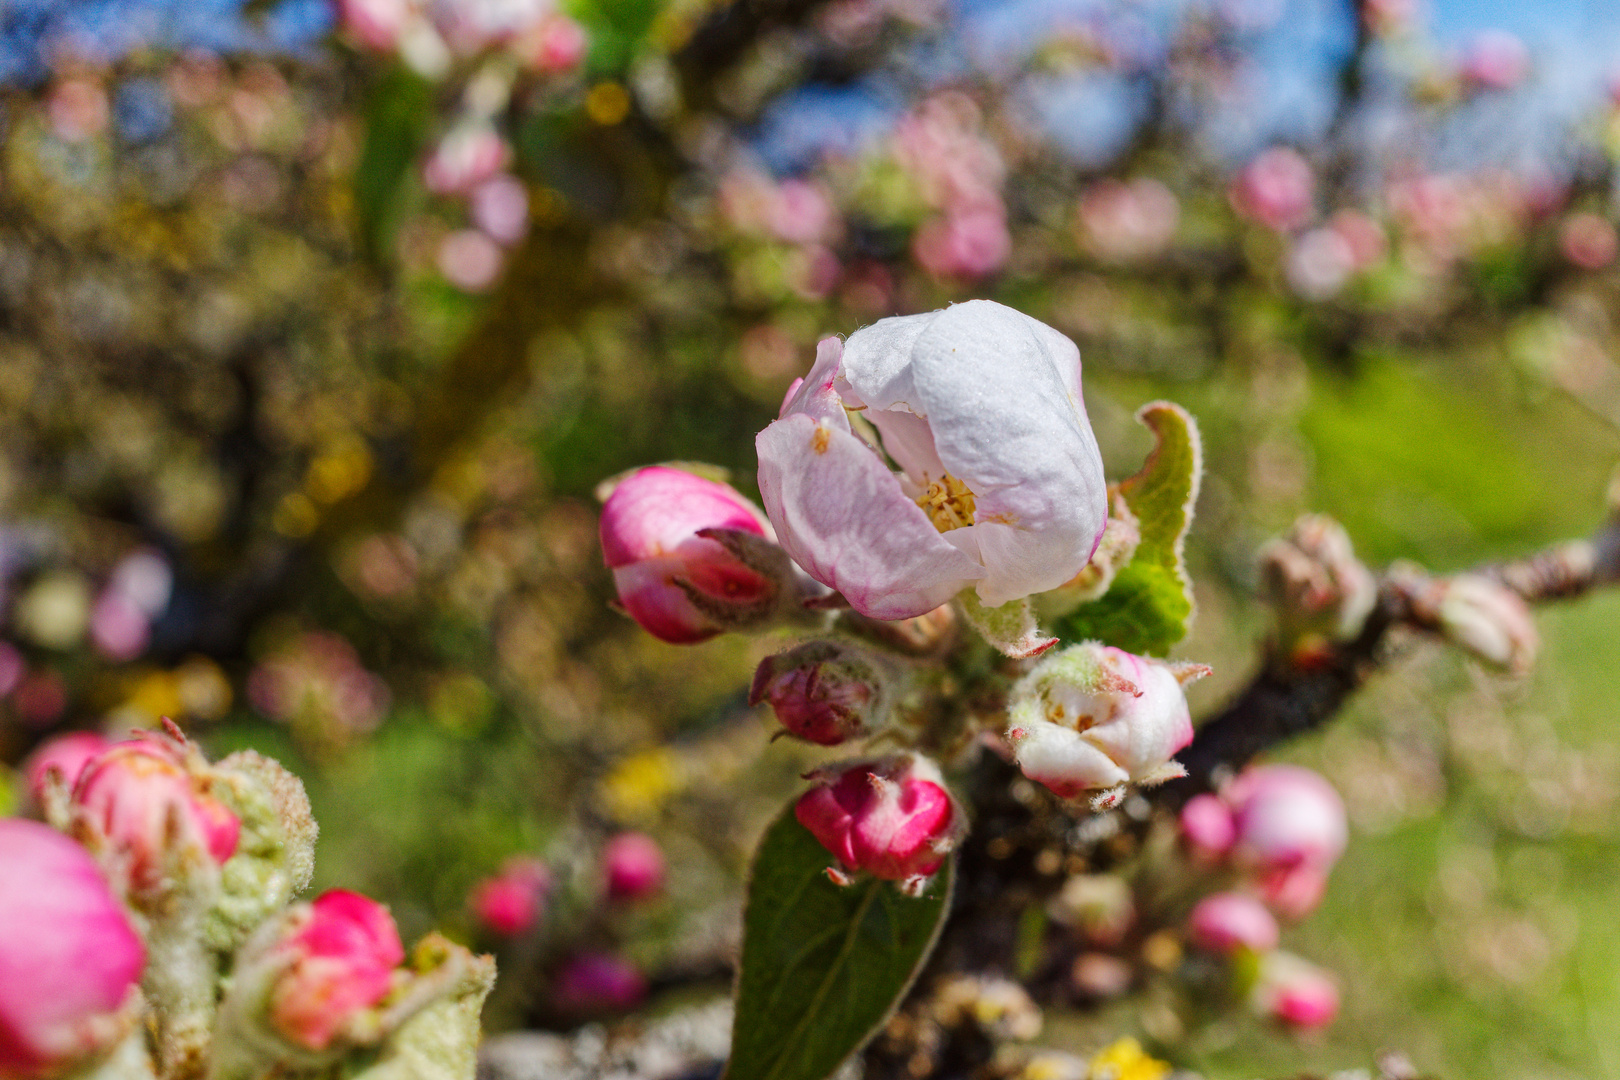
[1257,514,1377,650]
[0,820,145,1080]
[1186,892,1279,955]
[1178,793,1236,860]
[470,858,551,937]
[551,953,646,1015]
[1251,951,1339,1029]
[601,832,665,902]
[69,733,241,899]
[22,731,111,811]
[1434,574,1538,673]
[749,640,893,745]
[794,754,963,891]
[1006,643,1206,808]
[599,466,806,644]
[1225,764,1345,917]
[264,891,404,1052]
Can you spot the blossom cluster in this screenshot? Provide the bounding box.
[598,301,1207,892]
[3,724,495,1080]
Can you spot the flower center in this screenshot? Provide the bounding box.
[915,473,977,533]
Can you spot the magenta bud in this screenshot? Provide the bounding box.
[749,641,889,746]
[267,890,406,1051]
[1186,892,1280,955]
[1178,793,1236,859]
[794,754,963,887]
[0,820,145,1079]
[1252,952,1339,1030]
[71,734,241,895]
[602,833,665,902]
[1227,765,1347,877]
[552,953,646,1015]
[600,466,792,644]
[23,731,112,809]
[470,858,552,937]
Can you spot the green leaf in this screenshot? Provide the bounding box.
[958,590,1055,659]
[1056,401,1202,656]
[726,806,954,1080]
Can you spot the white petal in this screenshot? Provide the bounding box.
[864,408,946,482]
[839,311,941,414]
[1012,719,1129,795]
[756,413,983,620]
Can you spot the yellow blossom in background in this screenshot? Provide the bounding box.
[597,746,685,821]
[1087,1039,1170,1080]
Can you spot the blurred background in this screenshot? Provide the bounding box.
[0,0,1619,1074]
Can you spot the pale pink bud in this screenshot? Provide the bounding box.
[749,640,887,746]
[599,465,783,644]
[1559,212,1617,270]
[90,589,150,661]
[1230,148,1314,231]
[1227,765,1347,876]
[1178,793,1236,859]
[422,125,511,197]
[912,204,1011,279]
[1077,178,1179,262]
[437,229,504,292]
[470,858,551,936]
[1434,574,1538,673]
[602,833,665,902]
[470,175,529,245]
[1461,30,1529,91]
[1255,863,1329,921]
[71,736,241,895]
[23,732,112,809]
[767,179,836,245]
[795,754,961,886]
[522,14,588,73]
[1006,644,1203,801]
[267,891,406,1051]
[0,820,145,1080]
[1285,227,1355,300]
[552,953,646,1014]
[1251,951,1339,1029]
[1186,892,1279,955]
[339,0,414,51]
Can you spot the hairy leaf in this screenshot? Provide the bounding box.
[1056,401,1202,656]
[726,806,953,1080]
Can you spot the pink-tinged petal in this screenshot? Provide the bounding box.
[838,311,939,414]
[901,301,1107,605]
[23,732,112,807]
[778,337,852,424]
[599,467,767,568]
[1078,657,1195,780]
[862,408,947,485]
[1227,765,1347,872]
[1179,794,1237,857]
[757,414,982,620]
[1186,892,1280,955]
[1007,721,1129,796]
[794,755,960,882]
[611,561,720,644]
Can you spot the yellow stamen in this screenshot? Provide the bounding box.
[915,473,977,533]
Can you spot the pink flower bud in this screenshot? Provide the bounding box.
[1178,793,1236,859]
[71,735,241,895]
[1255,863,1329,921]
[522,14,589,73]
[1077,178,1179,262]
[794,754,962,888]
[422,124,511,197]
[1251,951,1339,1029]
[0,820,145,1079]
[1285,227,1355,300]
[437,229,504,292]
[1006,644,1205,803]
[1460,30,1529,91]
[598,465,782,644]
[23,731,111,809]
[470,175,529,245]
[1560,212,1618,270]
[1433,574,1538,673]
[1186,892,1279,955]
[470,858,551,936]
[339,0,414,51]
[1226,765,1347,876]
[552,953,646,1014]
[912,204,1011,279]
[749,640,888,746]
[90,588,150,661]
[602,832,665,902]
[1230,148,1314,231]
[267,891,406,1051]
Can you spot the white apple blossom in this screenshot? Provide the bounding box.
[755,301,1107,620]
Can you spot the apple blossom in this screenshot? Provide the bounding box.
[1560,212,1618,270]
[755,301,1107,620]
[422,123,511,197]
[1230,148,1314,231]
[70,734,241,897]
[470,857,552,936]
[1461,29,1529,92]
[1227,764,1347,877]
[600,465,805,643]
[794,754,963,891]
[602,832,665,902]
[1186,892,1279,955]
[0,820,145,1080]
[263,890,406,1052]
[1005,643,1205,807]
[1258,514,1378,649]
[749,639,893,745]
[1077,178,1179,262]
[912,205,1011,279]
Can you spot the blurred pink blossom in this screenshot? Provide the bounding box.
[912,205,1011,279]
[552,953,646,1014]
[1559,212,1617,270]
[1461,30,1529,92]
[602,832,666,901]
[471,174,530,244]
[437,229,505,291]
[470,858,552,936]
[1230,148,1314,231]
[1077,178,1179,261]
